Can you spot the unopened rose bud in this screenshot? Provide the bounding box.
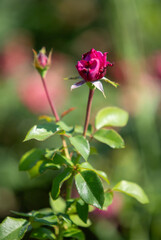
[37,52,48,67]
[33,47,52,77]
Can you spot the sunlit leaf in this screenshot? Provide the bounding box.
[0,217,29,240]
[70,215,91,228]
[28,160,44,178]
[95,107,129,129]
[113,180,149,204]
[93,129,125,148]
[24,123,59,141]
[50,196,66,214]
[69,136,90,161]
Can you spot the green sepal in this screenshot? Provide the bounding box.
[93,129,125,149]
[101,77,119,88]
[113,180,149,204]
[86,81,96,90]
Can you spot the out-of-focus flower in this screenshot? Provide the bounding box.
[76,48,112,82]
[0,34,32,77]
[33,47,52,77]
[91,193,123,220]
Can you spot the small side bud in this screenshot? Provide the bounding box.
[33,47,52,77]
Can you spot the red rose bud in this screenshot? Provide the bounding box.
[37,52,48,67]
[33,47,52,77]
[76,48,113,82]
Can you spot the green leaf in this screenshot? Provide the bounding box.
[70,215,91,228]
[19,148,45,171]
[51,168,72,200]
[33,215,58,226]
[66,199,77,214]
[30,227,56,240]
[53,153,73,167]
[95,107,129,129]
[45,148,60,160]
[39,161,60,174]
[28,160,44,178]
[76,199,88,223]
[11,210,34,218]
[75,170,104,209]
[0,217,29,240]
[24,123,58,141]
[69,136,90,161]
[50,196,66,214]
[93,129,125,149]
[113,180,149,204]
[103,192,113,209]
[57,121,74,134]
[63,228,85,240]
[80,162,110,184]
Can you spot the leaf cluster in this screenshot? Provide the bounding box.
[0,107,149,240]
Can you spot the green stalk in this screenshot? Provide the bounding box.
[66,154,81,200]
[83,88,95,137]
[41,76,70,159]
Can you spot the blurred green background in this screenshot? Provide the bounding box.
[0,0,161,239]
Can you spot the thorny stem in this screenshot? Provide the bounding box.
[83,88,95,137]
[41,76,70,159]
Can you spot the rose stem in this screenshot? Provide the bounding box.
[41,76,59,122]
[83,88,95,137]
[41,76,70,159]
